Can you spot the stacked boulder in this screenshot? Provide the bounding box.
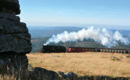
[0,0,31,53]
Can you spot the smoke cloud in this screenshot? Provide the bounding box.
[44,27,129,47]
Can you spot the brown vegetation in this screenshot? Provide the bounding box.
[27,52,130,77]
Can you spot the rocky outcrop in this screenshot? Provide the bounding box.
[31,67,60,80]
[19,66,130,80]
[0,0,31,53]
[0,0,20,14]
[20,67,60,80]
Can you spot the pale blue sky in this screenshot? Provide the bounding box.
[19,0,130,26]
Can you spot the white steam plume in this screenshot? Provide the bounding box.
[44,27,129,47]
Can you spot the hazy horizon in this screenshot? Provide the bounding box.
[28,25,130,31]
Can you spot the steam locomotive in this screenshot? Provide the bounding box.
[41,45,130,54]
[41,45,66,53]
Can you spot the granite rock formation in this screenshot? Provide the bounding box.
[0,0,31,53]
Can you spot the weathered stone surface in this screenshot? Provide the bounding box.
[58,71,78,80]
[0,20,28,34]
[0,33,31,53]
[0,12,20,21]
[0,0,32,53]
[30,67,60,80]
[0,0,20,14]
[65,72,78,80]
[0,18,32,53]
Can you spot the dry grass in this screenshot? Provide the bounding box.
[0,75,15,80]
[27,52,130,77]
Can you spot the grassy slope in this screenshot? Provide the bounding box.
[27,52,130,77]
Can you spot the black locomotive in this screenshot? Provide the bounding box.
[41,45,66,53]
